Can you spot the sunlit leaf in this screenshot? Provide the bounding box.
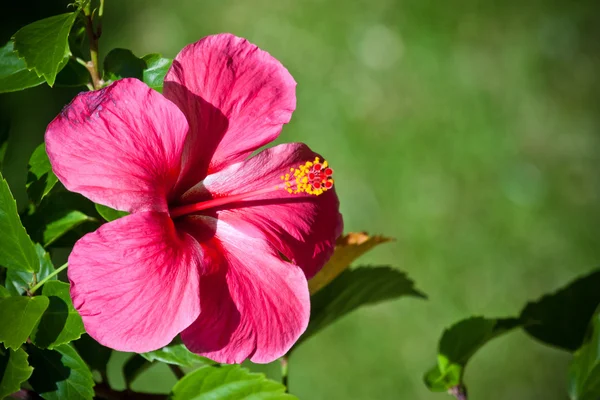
[521,270,600,351]
[0,171,38,273]
[299,266,425,346]
[171,364,296,400]
[142,343,213,368]
[0,41,45,93]
[12,13,78,86]
[423,317,520,392]
[6,243,55,296]
[308,232,393,294]
[142,53,172,92]
[568,307,600,400]
[0,346,33,399]
[0,295,49,349]
[31,281,85,349]
[95,203,128,222]
[28,344,95,400]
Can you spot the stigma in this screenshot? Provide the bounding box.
[169,157,334,218]
[279,157,334,196]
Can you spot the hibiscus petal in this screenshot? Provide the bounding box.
[45,78,189,213]
[68,212,201,352]
[179,143,343,279]
[178,216,309,364]
[163,33,296,190]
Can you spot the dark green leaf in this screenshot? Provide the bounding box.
[28,344,94,400]
[103,48,145,82]
[142,344,213,368]
[568,308,600,400]
[31,281,85,349]
[123,354,151,388]
[12,13,78,86]
[0,41,45,93]
[22,189,99,248]
[0,295,49,349]
[26,143,58,205]
[55,58,89,87]
[95,203,128,222]
[73,334,111,376]
[0,172,38,273]
[424,317,521,391]
[521,270,600,351]
[6,243,55,296]
[171,364,296,400]
[142,54,172,92]
[298,266,425,346]
[0,121,8,169]
[0,346,33,399]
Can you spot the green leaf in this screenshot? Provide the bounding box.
[28,344,95,400]
[0,286,9,298]
[171,364,297,400]
[0,41,45,93]
[12,13,78,86]
[31,281,85,349]
[73,334,111,376]
[103,48,145,82]
[0,295,49,349]
[0,346,33,399]
[298,266,425,346]
[142,54,172,92]
[142,344,213,368]
[6,243,56,296]
[123,354,152,388]
[423,317,521,391]
[308,233,393,295]
[95,203,128,222]
[43,210,92,246]
[0,172,38,273]
[26,143,58,205]
[521,270,600,352]
[0,121,8,170]
[569,307,600,400]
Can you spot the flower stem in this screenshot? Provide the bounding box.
[280,355,289,393]
[30,262,68,294]
[448,385,468,400]
[82,2,102,89]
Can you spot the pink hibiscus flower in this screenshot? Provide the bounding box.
[45,34,342,363]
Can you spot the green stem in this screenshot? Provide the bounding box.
[82,3,102,89]
[30,263,68,294]
[280,355,289,393]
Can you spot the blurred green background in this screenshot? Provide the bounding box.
[2,0,599,399]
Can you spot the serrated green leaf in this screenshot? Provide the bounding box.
[0,41,45,93]
[26,143,58,205]
[0,346,33,399]
[28,344,94,400]
[521,270,600,352]
[142,53,172,92]
[298,266,425,346]
[423,317,520,391]
[568,308,600,400]
[94,203,128,222]
[73,334,111,376]
[12,13,78,86]
[0,172,38,273]
[0,295,49,349]
[142,344,213,368]
[6,243,56,296]
[103,48,145,82]
[171,364,296,400]
[31,281,85,349]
